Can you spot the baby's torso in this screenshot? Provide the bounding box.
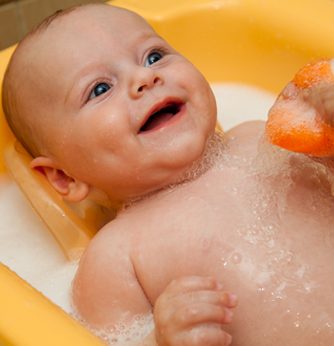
[115,128,334,345]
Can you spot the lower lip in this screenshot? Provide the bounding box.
[139,104,187,134]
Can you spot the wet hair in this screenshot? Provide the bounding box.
[1,4,102,157]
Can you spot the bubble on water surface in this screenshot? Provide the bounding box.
[88,312,154,345]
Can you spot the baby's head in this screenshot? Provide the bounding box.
[2,3,217,209]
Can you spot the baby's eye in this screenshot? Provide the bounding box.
[145,52,163,67]
[89,83,112,100]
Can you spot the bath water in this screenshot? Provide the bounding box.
[0,83,276,343]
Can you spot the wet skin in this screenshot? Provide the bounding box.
[74,122,334,346]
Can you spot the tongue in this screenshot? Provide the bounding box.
[141,110,175,131]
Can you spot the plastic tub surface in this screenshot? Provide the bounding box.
[1,0,334,345]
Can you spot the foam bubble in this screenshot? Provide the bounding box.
[74,312,154,346]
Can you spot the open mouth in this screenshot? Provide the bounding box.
[140,103,182,132]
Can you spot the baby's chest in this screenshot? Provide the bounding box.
[131,168,334,311]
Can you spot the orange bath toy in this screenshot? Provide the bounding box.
[265,58,334,156]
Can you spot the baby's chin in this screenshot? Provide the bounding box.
[121,131,225,210]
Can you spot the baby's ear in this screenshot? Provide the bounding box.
[30,156,90,203]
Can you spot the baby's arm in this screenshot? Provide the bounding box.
[72,227,237,346]
[72,227,153,326]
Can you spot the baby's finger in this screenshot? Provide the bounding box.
[186,327,233,346]
[164,276,223,297]
[155,323,233,346]
[172,303,234,330]
[172,290,238,309]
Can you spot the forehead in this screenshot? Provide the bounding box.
[24,5,161,87]
[43,6,156,52]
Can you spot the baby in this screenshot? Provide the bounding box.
[2,3,334,346]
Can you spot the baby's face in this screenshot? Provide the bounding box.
[28,5,217,204]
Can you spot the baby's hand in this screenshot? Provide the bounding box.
[153,276,238,346]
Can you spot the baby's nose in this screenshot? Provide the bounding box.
[128,67,163,98]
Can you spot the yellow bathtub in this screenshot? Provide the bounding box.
[1,0,334,344]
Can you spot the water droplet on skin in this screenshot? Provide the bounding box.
[238,228,247,236]
[268,223,276,231]
[231,252,242,264]
[266,238,275,248]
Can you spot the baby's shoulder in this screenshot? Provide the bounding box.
[87,216,134,253]
[224,120,265,140]
[83,211,150,262]
[223,120,265,154]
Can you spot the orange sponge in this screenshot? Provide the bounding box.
[265,58,334,156]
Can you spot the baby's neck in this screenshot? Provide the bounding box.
[120,131,226,211]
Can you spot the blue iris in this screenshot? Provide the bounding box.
[145,52,163,67]
[89,83,112,100]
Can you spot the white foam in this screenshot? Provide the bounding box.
[0,174,78,313]
[86,313,155,345]
[0,83,276,342]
